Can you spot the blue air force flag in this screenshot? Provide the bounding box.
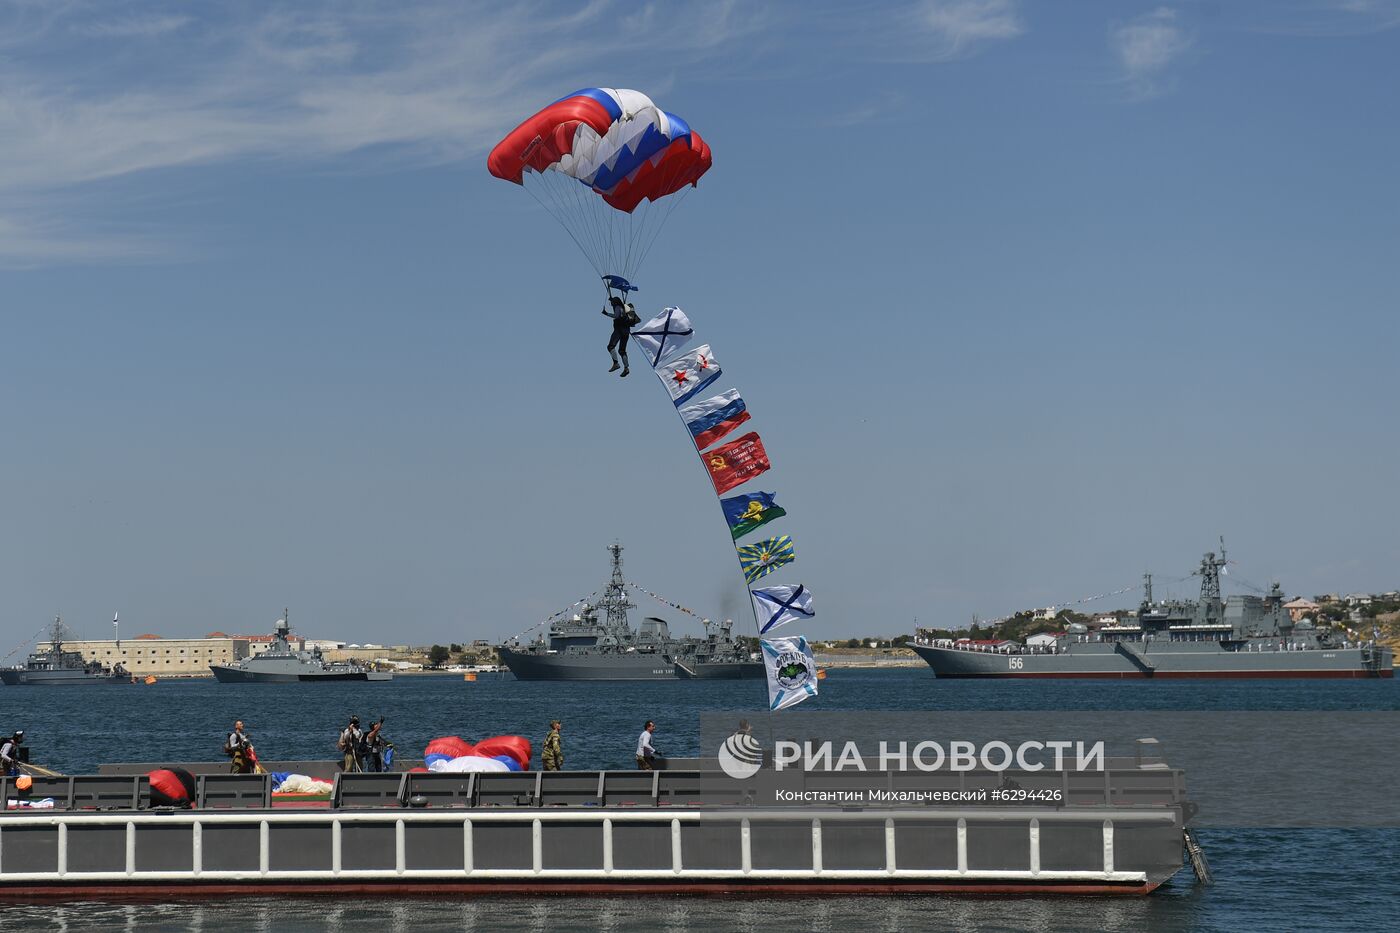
[751,584,815,635]
[737,535,795,584]
[761,635,818,711]
[656,345,721,406]
[631,307,694,367]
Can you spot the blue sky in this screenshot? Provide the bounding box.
[2,0,1398,647]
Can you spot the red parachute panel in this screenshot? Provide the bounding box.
[602,132,712,213]
[473,735,533,771]
[488,97,618,184]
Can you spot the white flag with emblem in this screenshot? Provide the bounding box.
[751,584,815,635]
[761,635,818,711]
[631,306,694,367]
[655,344,721,406]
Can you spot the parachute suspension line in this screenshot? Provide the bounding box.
[630,151,695,276]
[559,170,605,274]
[522,172,602,278]
[515,157,700,285]
[621,160,676,279]
[633,185,692,276]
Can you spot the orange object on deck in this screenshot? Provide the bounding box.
[144,675,158,685]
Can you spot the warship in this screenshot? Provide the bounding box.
[0,617,132,686]
[210,612,393,683]
[498,544,764,681]
[913,543,1394,679]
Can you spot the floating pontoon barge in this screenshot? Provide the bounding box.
[1,756,1194,897]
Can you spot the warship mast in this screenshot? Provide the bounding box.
[1195,538,1228,625]
[598,542,637,639]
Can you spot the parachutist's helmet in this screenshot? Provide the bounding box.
[609,296,624,307]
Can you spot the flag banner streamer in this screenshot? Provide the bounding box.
[502,592,600,642]
[762,635,818,711]
[738,535,795,584]
[632,306,694,367]
[751,584,814,635]
[720,491,786,541]
[679,388,751,451]
[656,344,721,406]
[627,583,711,623]
[704,431,771,495]
[964,582,1146,629]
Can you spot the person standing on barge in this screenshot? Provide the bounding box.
[338,716,364,772]
[636,720,659,770]
[542,720,564,771]
[224,721,253,774]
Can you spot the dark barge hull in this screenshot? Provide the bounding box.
[0,767,1190,898]
[2,878,1159,898]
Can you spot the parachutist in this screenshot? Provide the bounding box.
[604,296,637,377]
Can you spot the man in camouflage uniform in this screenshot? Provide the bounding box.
[542,720,564,771]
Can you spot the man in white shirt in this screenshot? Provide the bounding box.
[635,720,659,770]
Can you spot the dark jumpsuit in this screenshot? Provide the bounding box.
[606,306,631,362]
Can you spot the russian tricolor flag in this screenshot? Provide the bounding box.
[679,389,751,450]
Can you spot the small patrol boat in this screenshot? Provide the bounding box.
[0,618,131,686]
[210,612,392,683]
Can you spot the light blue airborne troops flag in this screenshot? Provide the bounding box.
[761,635,818,711]
[751,584,815,635]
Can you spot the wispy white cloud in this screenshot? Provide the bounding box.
[817,89,908,128]
[0,0,765,264]
[0,212,170,267]
[918,0,1025,59]
[1255,1,1400,36]
[1109,6,1194,99]
[76,13,190,38]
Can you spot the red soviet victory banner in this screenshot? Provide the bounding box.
[703,432,771,495]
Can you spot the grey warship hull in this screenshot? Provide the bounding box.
[914,541,1394,680]
[497,647,680,681]
[1,617,131,686]
[0,669,131,686]
[674,659,766,680]
[911,641,1394,679]
[209,665,393,683]
[209,611,393,683]
[499,543,763,682]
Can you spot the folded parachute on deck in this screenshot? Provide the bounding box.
[428,756,512,774]
[474,735,532,771]
[423,734,532,771]
[147,767,197,807]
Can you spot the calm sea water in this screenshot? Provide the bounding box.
[2,670,1397,931]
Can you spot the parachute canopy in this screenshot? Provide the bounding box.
[488,87,712,285]
[423,734,532,771]
[148,767,197,807]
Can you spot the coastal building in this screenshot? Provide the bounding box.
[1283,598,1320,622]
[41,634,250,676]
[241,633,307,656]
